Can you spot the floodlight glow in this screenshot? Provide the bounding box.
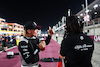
[2,23,4,24]
[93,4,98,9]
[84,15,90,21]
[80,13,83,16]
[85,10,89,13]
[9,26,12,28]
[78,16,80,18]
[89,10,92,12]
[94,12,97,14]
[0,18,6,22]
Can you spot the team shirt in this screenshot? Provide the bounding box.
[60,32,94,67]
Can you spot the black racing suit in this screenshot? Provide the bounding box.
[18,35,51,66]
[60,32,94,67]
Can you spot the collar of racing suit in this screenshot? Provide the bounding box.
[25,36,36,39]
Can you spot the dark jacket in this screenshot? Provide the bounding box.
[60,32,94,67]
[2,36,7,46]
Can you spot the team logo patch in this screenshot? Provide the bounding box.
[80,36,84,40]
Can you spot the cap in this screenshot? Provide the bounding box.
[24,21,41,30]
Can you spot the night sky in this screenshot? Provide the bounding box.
[0,0,94,32]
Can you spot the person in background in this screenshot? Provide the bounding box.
[18,21,54,67]
[1,34,4,48]
[55,33,59,42]
[7,34,11,44]
[16,35,20,46]
[0,34,2,47]
[60,15,94,67]
[12,34,16,46]
[2,34,8,52]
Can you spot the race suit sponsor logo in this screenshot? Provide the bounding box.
[74,44,93,51]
